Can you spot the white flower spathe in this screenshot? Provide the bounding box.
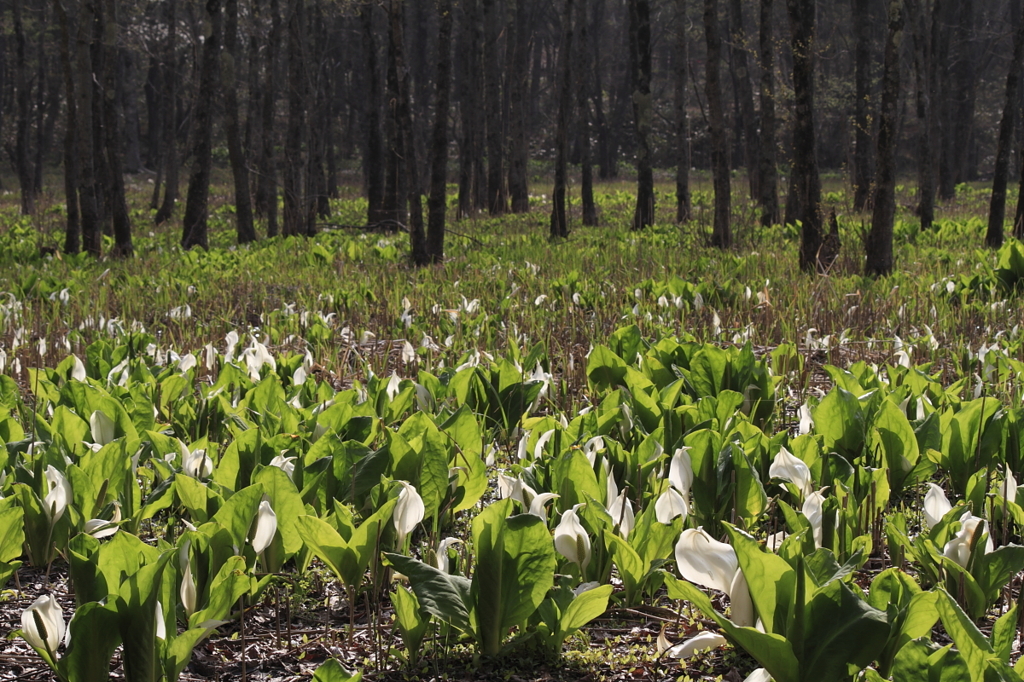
[665,631,728,659]
[394,481,425,546]
[270,454,296,482]
[674,527,754,626]
[607,490,635,538]
[90,410,116,447]
[655,487,689,524]
[180,440,212,479]
[43,465,71,524]
[21,594,65,654]
[554,507,592,571]
[923,482,953,530]
[668,447,694,496]
[769,447,813,499]
[943,513,994,568]
[252,499,278,555]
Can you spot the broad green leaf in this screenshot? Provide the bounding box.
[726,525,795,636]
[312,659,363,682]
[391,586,430,660]
[59,600,121,682]
[557,583,613,637]
[802,578,891,682]
[384,552,472,633]
[936,589,994,682]
[587,346,629,391]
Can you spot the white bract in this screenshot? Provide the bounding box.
[769,447,813,499]
[923,483,952,530]
[21,594,65,654]
[89,410,116,448]
[435,537,462,573]
[84,502,121,539]
[270,454,296,482]
[665,630,728,659]
[252,499,278,555]
[607,490,635,538]
[668,447,693,497]
[943,513,994,568]
[43,465,71,524]
[675,527,754,626]
[655,487,689,523]
[180,440,212,479]
[554,507,592,571]
[394,481,425,547]
[528,492,559,518]
[180,540,197,616]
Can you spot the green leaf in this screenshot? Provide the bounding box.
[871,398,922,494]
[391,586,430,660]
[936,589,994,682]
[208,484,263,551]
[384,553,472,633]
[587,346,629,391]
[801,578,892,682]
[557,584,613,639]
[59,600,122,682]
[312,659,363,682]
[117,553,171,682]
[725,525,795,636]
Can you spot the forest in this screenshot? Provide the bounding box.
[6,1,1024,682]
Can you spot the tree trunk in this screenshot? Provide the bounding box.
[506,0,530,213]
[74,0,102,256]
[551,0,574,239]
[787,0,823,272]
[705,0,730,246]
[361,4,386,224]
[575,0,597,226]
[987,2,1024,248]
[851,0,873,212]
[388,0,426,264]
[935,0,955,200]
[629,0,655,230]
[457,0,486,217]
[283,0,308,236]
[256,0,281,236]
[12,0,35,215]
[100,0,133,257]
[757,0,780,226]
[181,0,223,250]
[155,0,179,225]
[727,0,759,201]
[675,0,692,223]
[865,0,904,277]
[224,0,256,243]
[950,0,976,185]
[427,0,454,263]
[913,0,936,230]
[482,0,507,214]
[119,49,142,175]
[55,0,80,253]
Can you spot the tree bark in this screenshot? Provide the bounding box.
[100,0,133,257]
[913,0,936,230]
[361,4,387,224]
[705,0,730,246]
[865,0,904,277]
[283,0,308,236]
[507,0,531,213]
[787,0,823,272]
[256,0,281,236]
[757,0,780,226]
[482,0,507,214]
[987,1,1024,248]
[629,0,655,230]
[575,0,597,226]
[12,0,36,215]
[74,0,102,256]
[675,0,692,223]
[224,0,256,243]
[181,0,223,250]
[727,0,759,201]
[154,0,180,225]
[388,0,426,264]
[551,0,574,240]
[950,0,977,186]
[55,0,81,253]
[457,0,486,217]
[427,0,454,263]
[851,0,873,212]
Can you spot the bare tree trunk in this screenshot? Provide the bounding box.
[256,0,281,236]
[12,0,35,215]
[55,0,80,253]
[551,0,574,239]
[757,0,780,226]
[384,0,407,227]
[507,0,530,214]
[100,0,133,257]
[705,0,730,247]
[361,4,386,224]
[851,0,873,212]
[457,0,486,217]
[482,0,507,214]
[787,0,823,272]
[389,0,425,264]
[575,0,597,226]
[950,0,976,185]
[987,1,1024,248]
[74,0,102,256]
[283,0,308,237]
[427,0,454,263]
[913,0,936,230]
[675,0,692,223]
[629,0,655,231]
[865,0,904,276]
[181,0,223,250]
[727,0,759,201]
[224,0,256,243]
[155,0,179,225]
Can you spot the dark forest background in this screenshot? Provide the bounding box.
[1,0,1022,270]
